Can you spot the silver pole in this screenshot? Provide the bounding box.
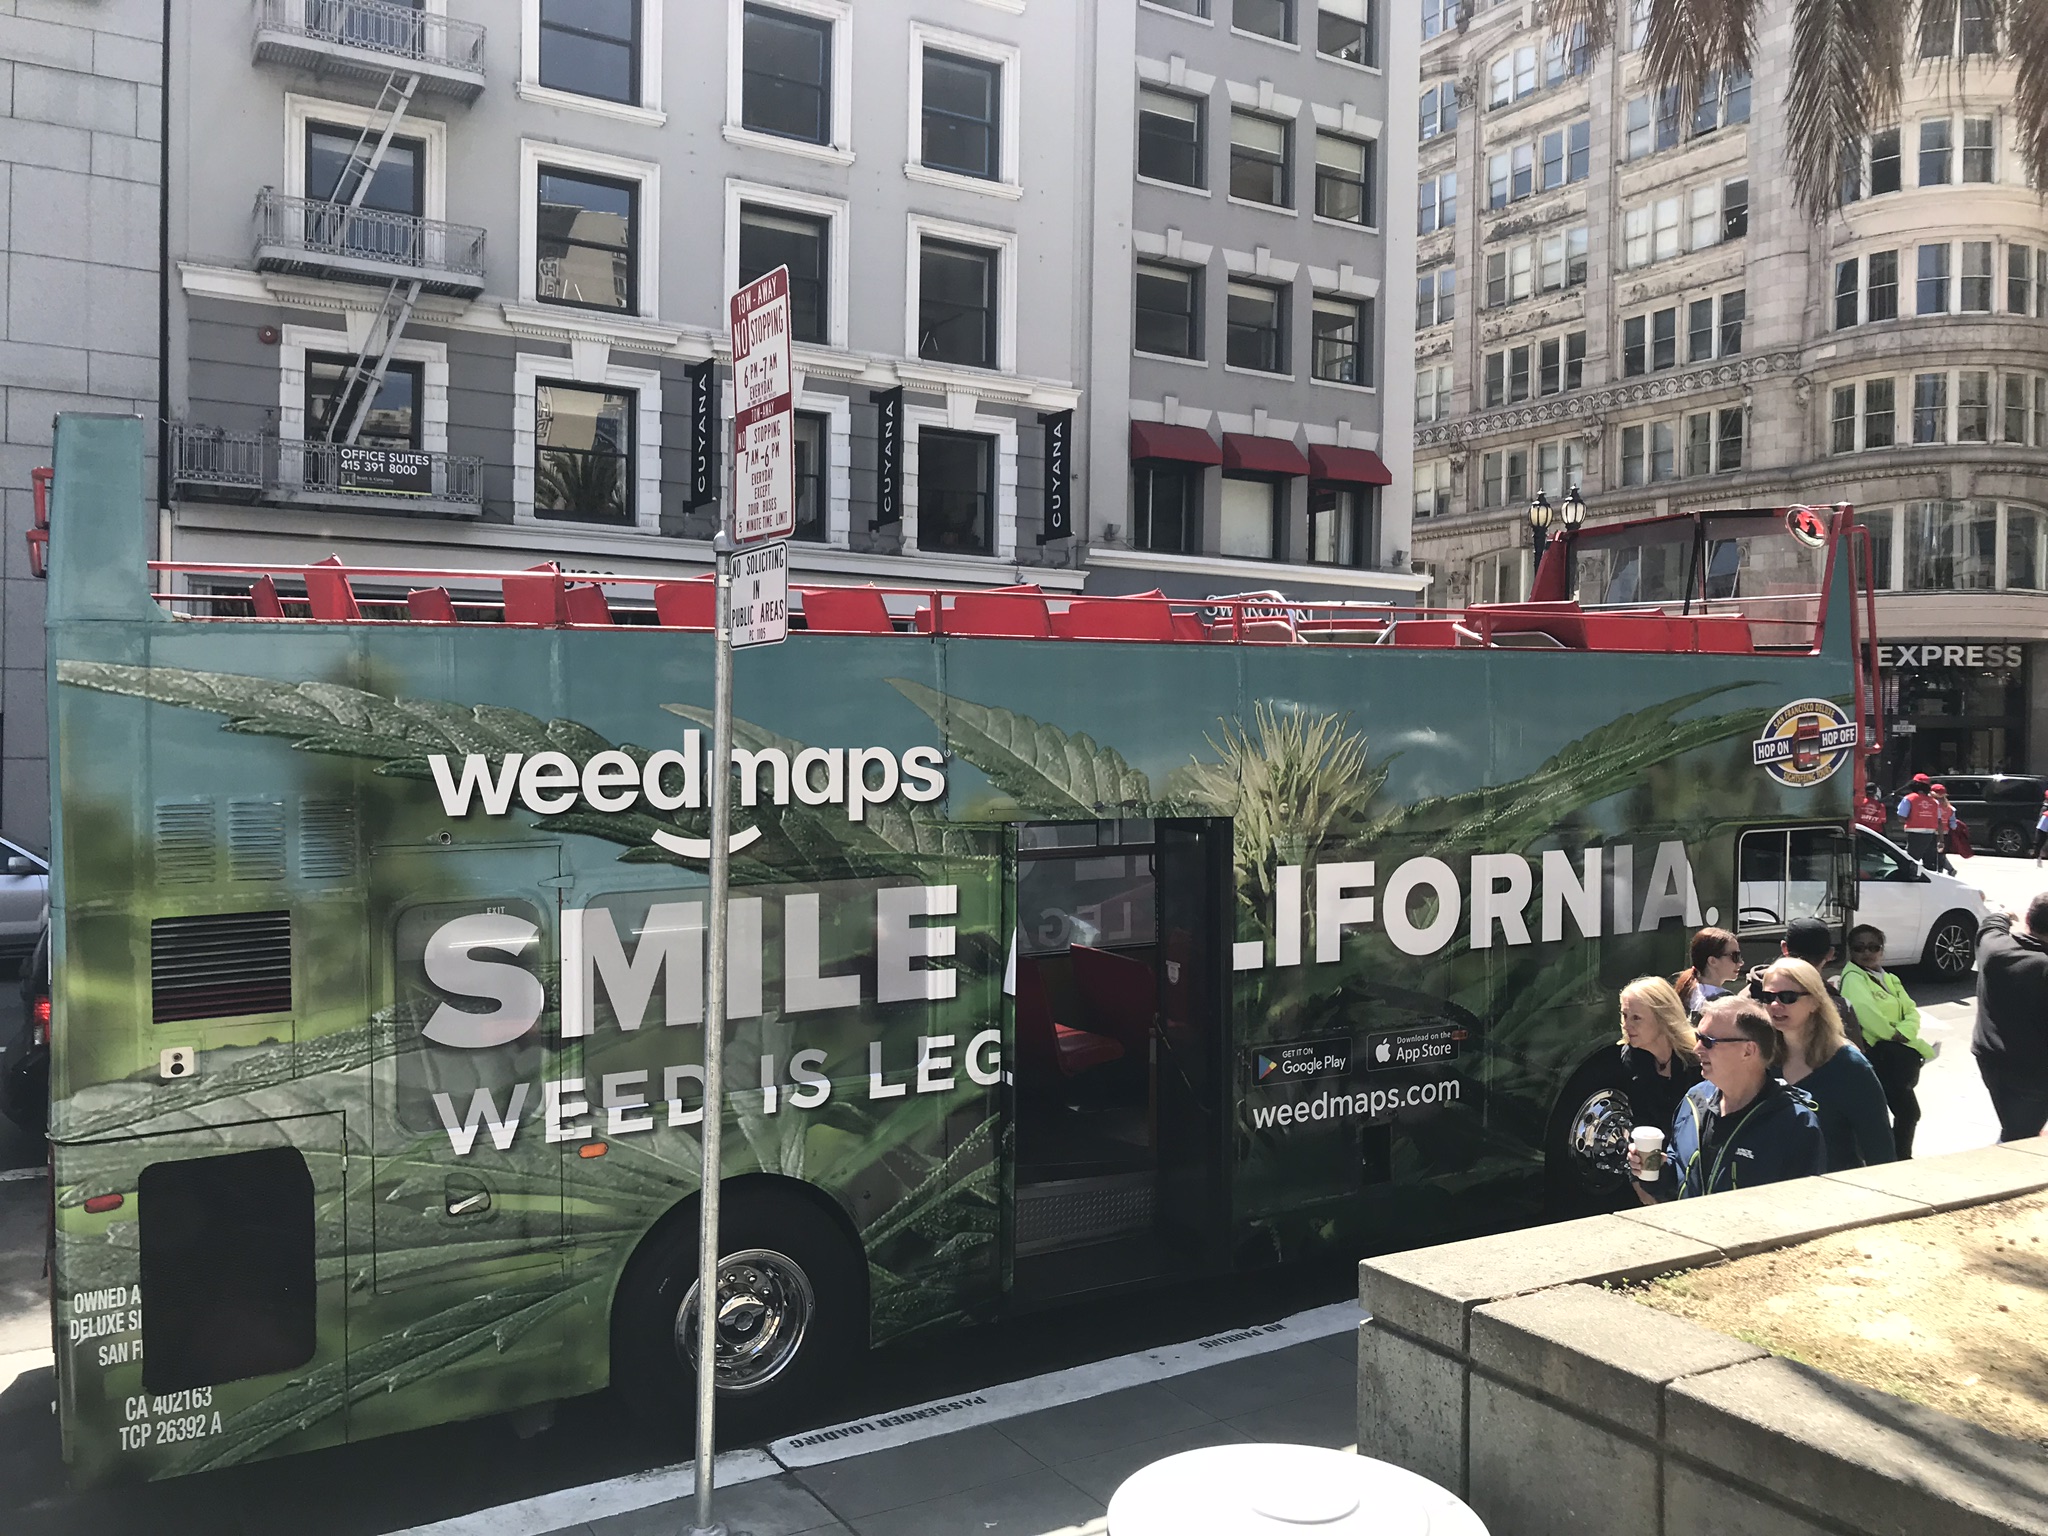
[688,524,737,1536]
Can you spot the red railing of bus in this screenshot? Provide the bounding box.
[137,555,1833,657]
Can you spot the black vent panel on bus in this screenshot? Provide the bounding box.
[151,911,293,1023]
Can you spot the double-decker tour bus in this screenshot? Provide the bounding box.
[40,415,1879,1483]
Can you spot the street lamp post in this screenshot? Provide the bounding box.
[1526,492,1553,598]
[1558,484,1586,596]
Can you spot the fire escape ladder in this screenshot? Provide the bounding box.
[328,277,424,445]
[332,69,421,213]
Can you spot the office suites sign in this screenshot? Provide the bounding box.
[1876,642,2026,670]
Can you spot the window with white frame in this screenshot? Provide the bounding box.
[1414,457,1451,519]
[1545,23,1589,83]
[278,324,449,467]
[1314,132,1375,223]
[1620,179,1743,268]
[1488,120,1587,207]
[1234,0,1296,43]
[1677,407,1744,474]
[1917,242,1951,314]
[1416,361,1452,420]
[912,26,1020,191]
[2009,245,2045,315]
[1311,294,1371,384]
[520,363,663,529]
[1418,170,1456,231]
[1627,0,1651,48]
[1469,547,1525,604]
[791,411,828,542]
[731,0,851,158]
[536,165,639,314]
[2002,371,2048,444]
[1689,68,1751,133]
[286,94,447,222]
[1227,278,1289,372]
[726,182,848,351]
[1536,436,1584,497]
[1481,340,1532,406]
[1618,419,1677,485]
[1920,0,1997,58]
[907,215,1016,372]
[1485,45,1537,108]
[1416,263,1455,326]
[1488,330,1587,399]
[1421,0,1462,41]
[1317,0,1375,65]
[1136,260,1203,358]
[535,0,642,108]
[1307,482,1374,566]
[1483,242,1532,306]
[1621,291,1741,376]
[1230,110,1293,206]
[917,429,996,554]
[1220,473,1282,558]
[1902,500,1998,590]
[1480,447,1529,508]
[1623,87,1680,158]
[1538,227,1589,291]
[1138,88,1206,187]
[1419,81,1458,141]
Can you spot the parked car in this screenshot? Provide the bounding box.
[0,835,46,959]
[1,908,48,1134]
[1889,773,2048,857]
[1855,826,1989,977]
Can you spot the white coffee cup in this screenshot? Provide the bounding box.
[1631,1125,1665,1180]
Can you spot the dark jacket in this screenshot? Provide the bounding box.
[1620,1044,1703,1146]
[1975,914,2048,1079]
[1788,1044,1895,1169]
[1824,979,1865,1049]
[1661,1078,1826,1198]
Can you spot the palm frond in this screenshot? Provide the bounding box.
[1643,0,1758,118]
[1548,0,1618,58]
[1780,0,1906,218]
[2007,0,2048,184]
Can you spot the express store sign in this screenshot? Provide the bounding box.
[1877,642,2025,670]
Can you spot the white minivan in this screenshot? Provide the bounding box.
[1855,826,1989,978]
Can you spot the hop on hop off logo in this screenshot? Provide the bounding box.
[1752,698,1857,789]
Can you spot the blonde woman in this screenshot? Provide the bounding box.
[1751,959,1895,1169]
[1617,977,1703,1143]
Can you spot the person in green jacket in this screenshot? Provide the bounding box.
[1838,923,1935,1158]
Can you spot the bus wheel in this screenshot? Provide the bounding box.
[1920,912,1978,980]
[1544,1051,1632,1217]
[611,1186,864,1435]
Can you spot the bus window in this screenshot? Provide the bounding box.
[1737,827,1853,937]
[1573,519,1693,608]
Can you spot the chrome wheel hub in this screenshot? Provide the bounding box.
[1933,924,1973,975]
[674,1247,815,1395]
[1567,1088,1634,1178]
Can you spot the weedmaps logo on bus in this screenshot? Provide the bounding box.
[426,728,947,858]
[1751,698,1856,789]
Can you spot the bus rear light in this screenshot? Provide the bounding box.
[578,1142,608,1159]
[82,1193,124,1214]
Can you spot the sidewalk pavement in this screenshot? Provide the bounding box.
[394,1310,1360,1536]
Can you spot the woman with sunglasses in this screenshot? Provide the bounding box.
[1672,927,1744,1013]
[1617,977,1703,1147]
[1629,995,1825,1200]
[1752,958,1896,1169]
[1836,924,1933,1158]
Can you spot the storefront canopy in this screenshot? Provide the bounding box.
[1220,432,1311,477]
[1307,444,1392,486]
[1129,421,1223,465]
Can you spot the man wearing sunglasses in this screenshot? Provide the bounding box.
[1629,996,1825,1202]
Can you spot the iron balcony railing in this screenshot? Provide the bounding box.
[256,0,486,75]
[171,425,483,510]
[254,191,487,292]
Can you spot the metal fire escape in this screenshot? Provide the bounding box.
[325,70,424,446]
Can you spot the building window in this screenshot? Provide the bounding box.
[1138,89,1204,187]
[1148,0,1210,12]
[1913,372,1948,443]
[1419,82,1458,140]
[1922,0,1997,57]
[538,0,638,105]
[1618,421,1677,486]
[1538,227,1588,290]
[2010,507,2044,590]
[535,382,633,524]
[1421,0,1462,39]
[537,167,636,313]
[1414,459,1451,520]
[1418,171,1456,232]
[792,411,827,542]
[1958,370,1992,442]
[2009,245,2036,314]
[1483,344,1531,405]
[1691,68,1751,133]
[742,4,831,145]
[1716,407,1744,469]
[918,239,997,368]
[1416,265,1455,326]
[1831,385,1858,454]
[306,354,421,450]
[1537,331,1585,394]
[1317,0,1374,64]
[1133,461,1200,553]
[1623,87,1683,158]
[1722,179,1748,240]
[1719,290,1745,355]
[1545,23,1590,83]
[1234,0,1295,42]
[922,50,1000,180]
[739,205,827,344]
[2003,374,2038,443]
[916,430,993,555]
[1220,474,1280,558]
[1307,484,1371,567]
[1903,500,1997,591]
[1486,45,1537,107]
[1135,262,1201,358]
[1536,437,1584,497]
[1961,241,1994,311]
[1963,117,1996,181]
[1229,112,1292,206]
[1416,362,1451,420]
[1484,243,1532,306]
[1868,249,1899,320]
[1919,118,1952,185]
[1917,243,1950,314]
[1226,280,1287,372]
[306,122,421,217]
[1835,258,1859,329]
[1469,549,1524,605]
[1480,448,1529,508]
[1314,133,1374,223]
[1311,295,1370,384]
[1871,127,1902,193]
[1865,378,1896,448]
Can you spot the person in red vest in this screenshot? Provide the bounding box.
[1854,786,1888,834]
[1896,773,1940,869]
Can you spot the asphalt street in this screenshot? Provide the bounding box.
[0,889,2019,1535]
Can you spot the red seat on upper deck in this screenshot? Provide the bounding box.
[503,564,569,627]
[563,582,613,625]
[1468,601,1587,648]
[406,587,457,624]
[944,591,1052,638]
[250,574,286,619]
[1051,597,1176,642]
[800,585,895,634]
[653,576,715,629]
[303,556,360,621]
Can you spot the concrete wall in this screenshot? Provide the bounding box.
[0,0,163,848]
[1357,1142,2048,1536]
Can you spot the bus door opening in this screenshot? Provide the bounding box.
[1009,818,1228,1291]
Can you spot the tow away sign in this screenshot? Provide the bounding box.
[730,265,795,543]
[732,539,788,648]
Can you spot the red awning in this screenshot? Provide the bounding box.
[1129,421,1222,465]
[1308,444,1393,486]
[1220,433,1311,477]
